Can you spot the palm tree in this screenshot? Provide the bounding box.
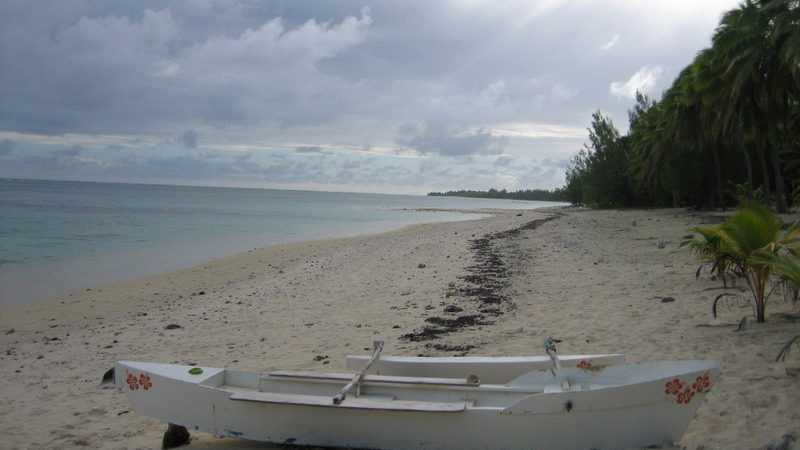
[581,0,799,210]
[629,95,668,203]
[667,57,727,209]
[766,0,800,207]
[712,0,799,212]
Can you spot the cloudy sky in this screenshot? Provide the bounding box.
[0,0,739,194]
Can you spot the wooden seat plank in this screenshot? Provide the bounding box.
[229,391,467,412]
[267,371,477,387]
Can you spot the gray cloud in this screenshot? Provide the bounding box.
[541,158,570,170]
[494,155,514,167]
[0,0,740,191]
[396,122,506,157]
[0,1,736,134]
[294,146,327,154]
[52,146,82,158]
[610,66,664,99]
[0,139,14,156]
[0,3,373,134]
[179,130,199,148]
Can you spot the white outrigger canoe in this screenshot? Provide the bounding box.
[114,344,718,450]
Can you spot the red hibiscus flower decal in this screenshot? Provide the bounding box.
[666,372,712,405]
[139,373,153,391]
[664,378,683,395]
[124,370,153,391]
[577,360,592,370]
[692,373,712,393]
[676,388,695,404]
[126,371,139,391]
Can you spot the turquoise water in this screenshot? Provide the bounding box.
[0,178,563,304]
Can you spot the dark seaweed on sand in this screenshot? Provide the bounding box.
[400,215,559,346]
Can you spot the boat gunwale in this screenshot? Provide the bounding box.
[345,353,625,364]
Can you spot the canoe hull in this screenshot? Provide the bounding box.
[210,399,697,450]
[116,360,717,450]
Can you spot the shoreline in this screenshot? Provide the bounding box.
[1,207,799,449]
[0,207,498,308]
[0,207,509,323]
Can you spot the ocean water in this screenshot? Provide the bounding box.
[0,178,564,304]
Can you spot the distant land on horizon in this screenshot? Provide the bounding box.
[0,176,438,197]
[427,188,569,202]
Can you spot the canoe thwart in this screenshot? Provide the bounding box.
[268,371,479,387]
[229,391,468,412]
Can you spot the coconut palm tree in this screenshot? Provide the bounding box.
[574,0,799,210]
[712,0,798,212]
[668,56,728,208]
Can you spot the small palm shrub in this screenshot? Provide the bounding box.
[758,253,800,362]
[684,202,800,322]
[683,224,734,287]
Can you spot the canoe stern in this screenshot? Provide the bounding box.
[503,360,720,449]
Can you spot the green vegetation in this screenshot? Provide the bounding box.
[684,202,800,322]
[438,1,797,212]
[565,0,800,211]
[565,112,635,208]
[427,188,568,202]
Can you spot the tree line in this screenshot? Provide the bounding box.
[565,0,799,211]
[427,188,569,202]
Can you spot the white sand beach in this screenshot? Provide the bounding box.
[1,207,798,450]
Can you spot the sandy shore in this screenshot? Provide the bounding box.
[1,207,799,450]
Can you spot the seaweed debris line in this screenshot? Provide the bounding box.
[401,214,560,349]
